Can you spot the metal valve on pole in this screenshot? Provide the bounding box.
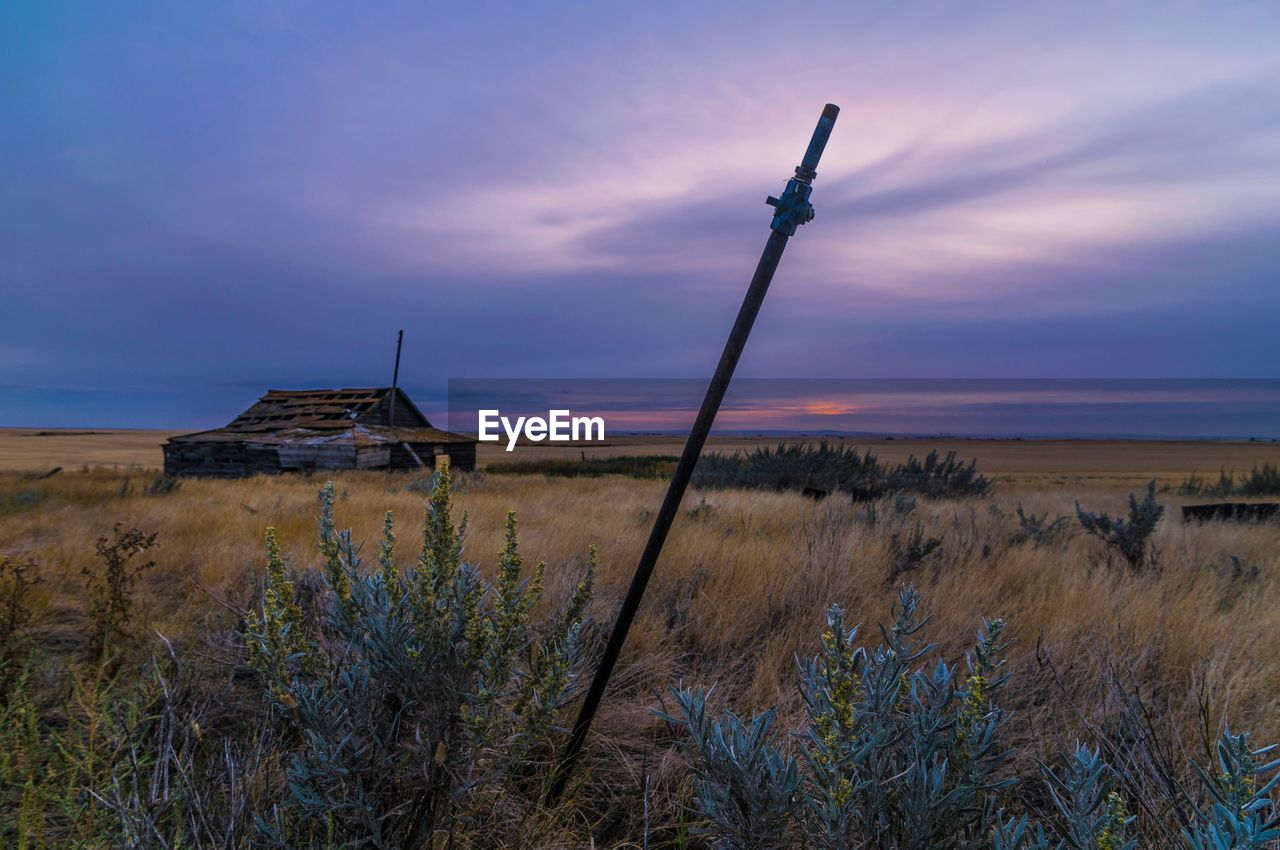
[547,103,840,803]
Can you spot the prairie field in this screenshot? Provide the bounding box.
[1,430,1279,845]
[5,425,1280,479]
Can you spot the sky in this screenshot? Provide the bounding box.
[3,2,1279,428]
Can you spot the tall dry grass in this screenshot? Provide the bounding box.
[1,464,1278,841]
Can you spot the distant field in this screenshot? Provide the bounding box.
[0,428,187,471]
[3,427,1279,483]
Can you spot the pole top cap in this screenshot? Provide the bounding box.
[822,103,840,119]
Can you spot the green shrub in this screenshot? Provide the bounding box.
[1,552,165,848]
[661,589,1280,848]
[1075,481,1164,570]
[889,450,992,499]
[1185,729,1280,847]
[1014,505,1071,546]
[662,588,1017,848]
[1,658,141,849]
[56,462,596,848]
[0,556,41,681]
[692,442,991,500]
[692,441,880,498]
[657,688,798,850]
[1237,463,1280,496]
[245,462,597,847]
[1177,463,1280,498]
[83,525,158,662]
[888,521,943,579]
[1039,744,1135,849]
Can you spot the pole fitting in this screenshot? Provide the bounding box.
[765,179,815,236]
[765,103,839,236]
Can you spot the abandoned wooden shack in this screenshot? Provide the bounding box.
[163,387,476,477]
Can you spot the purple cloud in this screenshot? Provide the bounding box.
[2,2,1278,427]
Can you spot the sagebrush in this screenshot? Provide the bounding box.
[3,464,598,849]
[1178,463,1280,498]
[663,589,1280,848]
[692,442,991,500]
[1075,480,1164,570]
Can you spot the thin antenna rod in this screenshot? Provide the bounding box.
[388,329,404,426]
[546,103,839,803]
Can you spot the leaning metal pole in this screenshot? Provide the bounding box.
[547,103,840,802]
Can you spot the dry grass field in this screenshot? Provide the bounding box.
[5,426,1280,481]
[0,428,188,471]
[2,430,1279,844]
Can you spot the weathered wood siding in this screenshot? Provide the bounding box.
[389,442,427,469]
[357,446,392,469]
[277,444,340,470]
[165,439,474,476]
[360,390,431,429]
[163,442,280,477]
